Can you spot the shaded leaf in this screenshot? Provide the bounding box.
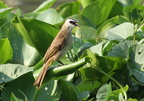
[77,80,100,92]
[12,17,59,56]
[1,72,35,101]
[35,80,60,101]
[123,4,144,24]
[108,40,135,59]
[0,64,32,84]
[60,79,82,101]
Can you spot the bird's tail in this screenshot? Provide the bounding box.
[33,60,52,89]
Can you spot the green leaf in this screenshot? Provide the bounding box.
[118,0,143,6]
[96,83,112,101]
[0,38,13,64]
[0,1,8,8]
[90,40,107,56]
[34,80,60,101]
[12,17,59,56]
[33,0,56,12]
[81,0,116,26]
[123,4,144,24]
[1,72,35,101]
[128,98,138,101]
[0,64,32,84]
[107,22,134,41]
[57,1,80,18]
[75,26,96,43]
[128,44,144,83]
[60,79,82,101]
[8,30,41,66]
[108,85,128,101]
[79,0,96,8]
[97,56,126,83]
[108,40,135,59]
[0,7,14,19]
[24,8,63,25]
[77,80,100,92]
[109,1,123,18]
[96,16,128,37]
[10,93,23,101]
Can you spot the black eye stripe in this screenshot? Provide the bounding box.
[69,21,76,24]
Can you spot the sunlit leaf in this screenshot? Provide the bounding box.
[106,22,134,41]
[0,38,13,64]
[96,83,112,101]
[33,0,56,12]
[57,1,80,18]
[0,64,32,84]
[24,8,63,25]
[81,0,116,26]
[128,44,144,83]
[12,17,59,56]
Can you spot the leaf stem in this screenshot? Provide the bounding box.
[98,69,127,101]
[32,88,39,101]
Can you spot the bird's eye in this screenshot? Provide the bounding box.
[69,21,75,24]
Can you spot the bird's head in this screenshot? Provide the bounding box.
[64,18,79,31]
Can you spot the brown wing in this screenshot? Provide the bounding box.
[44,33,67,63]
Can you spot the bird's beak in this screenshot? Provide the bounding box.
[75,21,80,27]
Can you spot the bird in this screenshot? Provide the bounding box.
[33,18,79,89]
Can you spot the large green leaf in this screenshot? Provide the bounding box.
[0,7,14,19]
[0,38,13,64]
[57,1,80,18]
[24,8,63,25]
[77,80,100,92]
[81,0,116,26]
[0,12,16,39]
[128,44,144,83]
[96,83,112,101]
[75,26,96,43]
[106,22,134,41]
[60,79,82,101]
[12,17,59,56]
[96,16,128,37]
[33,0,56,12]
[8,29,41,66]
[1,72,35,101]
[33,80,60,101]
[0,64,32,84]
[108,40,135,59]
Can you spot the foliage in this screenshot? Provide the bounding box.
[0,0,144,101]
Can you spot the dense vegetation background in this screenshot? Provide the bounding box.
[0,0,144,101]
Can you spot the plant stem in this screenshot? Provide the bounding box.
[32,89,39,101]
[98,69,127,101]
